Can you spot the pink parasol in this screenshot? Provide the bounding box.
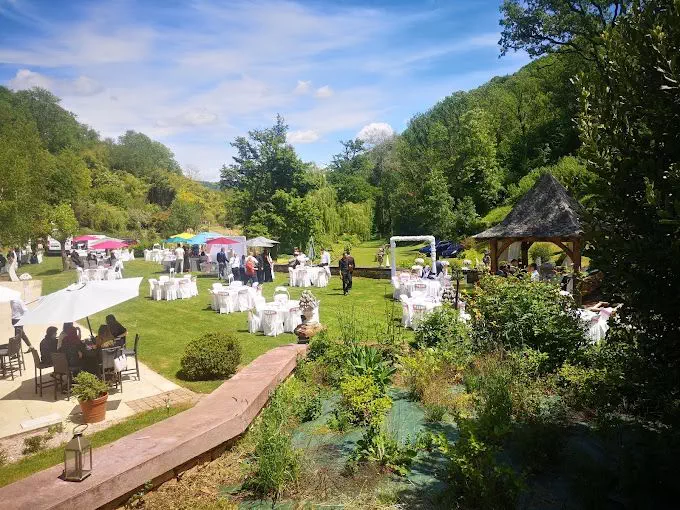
[91,239,128,250]
[73,235,100,242]
[206,237,239,245]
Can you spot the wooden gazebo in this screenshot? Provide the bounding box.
[473,173,583,277]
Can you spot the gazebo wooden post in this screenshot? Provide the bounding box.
[520,241,529,268]
[489,239,498,274]
[572,238,582,305]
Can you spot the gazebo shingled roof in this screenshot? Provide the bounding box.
[473,173,584,300]
[474,173,583,240]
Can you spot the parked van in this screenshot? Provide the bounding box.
[47,236,71,255]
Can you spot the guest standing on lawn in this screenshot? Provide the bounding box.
[217,247,227,280]
[256,251,265,284]
[263,249,274,282]
[339,250,355,296]
[174,243,184,274]
[229,251,240,282]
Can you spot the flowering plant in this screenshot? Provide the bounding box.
[299,290,318,310]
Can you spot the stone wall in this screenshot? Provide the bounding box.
[274,263,391,280]
[0,343,307,510]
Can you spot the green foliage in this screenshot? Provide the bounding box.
[481,205,512,228]
[576,0,680,418]
[22,435,49,455]
[163,199,203,238]
[338,375,392,426]
[179,332,241,381]
[72,371,109,402]
[0,448,6,467]
[110,130,181,177]
[414,305,470,351]
[343,345,395,390]
[245,379,303,502]
[444,424,522,510]
[528,242,554,264]
[349,424,417,476]
[424,403,447,423]
[400,348,443,400]
[469,276,586,370]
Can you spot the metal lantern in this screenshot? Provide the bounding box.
[63,425,92,482]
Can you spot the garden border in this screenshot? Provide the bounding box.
[0,343,307,510]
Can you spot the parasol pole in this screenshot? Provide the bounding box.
[86,317,94,339]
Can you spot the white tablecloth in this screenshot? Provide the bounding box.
[578,308,612,343]
[400,296,441,329]
[289,266,328,287]
[401,279,442,299]
[212,285,260,313]
[252,300,319,333]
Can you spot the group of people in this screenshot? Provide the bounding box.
[216,247,274,286]
[70,249,120,271]
[38,315,127,375]
[495,259,542,282]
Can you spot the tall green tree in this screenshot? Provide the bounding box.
[110,130,181,177]
[50,203,79,270]
[578,0,680,414]
[220,115,310,224]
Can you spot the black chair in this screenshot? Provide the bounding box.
[31,349,55,397]
[122,334,140,381]
[100,347,123,393]
[52,352,73,400]
[0,337,22,380]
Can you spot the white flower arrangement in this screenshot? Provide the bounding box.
[298,290,318,310]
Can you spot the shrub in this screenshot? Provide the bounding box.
[464,353,514,441]
[180,332,241,381]
[415,305,471,354]
[400,348,443,399]
[445,424,522,510]
[349,424,417,476]
[424,403,447,422]
[468,276,586,371]
[22,435,48,455]
[307,330,333,361]
[72,371,108,402]
[528,242,554,264]
[344,345,395,390]
[0,447,7,466]
[338,375,392,426]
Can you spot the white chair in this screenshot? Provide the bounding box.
[76,267,85,284]
[237,288,250,312]
[159,275,169,283]
[144,249,151,262]
[413,282,428,297]
[284,306,302,333]
[190,276,198,296]
[262,309,283,337]
[288,267,297,287]
[106,269,116,281]
[212,282,223,291]
[391,276,401,300]
[411,304,427,329]
[230,281,243,288]
[149,279,164,301]
[147,278,155,297]
[218,291,234,314]
[209,289,218,311]
[248,309,262,333]
[399,295,411,327]
[165,280,178,301]
[274,286,290,305]
[169,267,175,278]
[298,269,310,288]
[316,270,328,288]
[178,279,191,299]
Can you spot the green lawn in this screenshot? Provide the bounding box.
[21,255,404,393]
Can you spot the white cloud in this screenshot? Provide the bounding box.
[287,129,320,144]
[294,80,311,94]
[156,109,219,129]
[314,85,333,98]
[8,68,52,89]
[356,122,395,144]
[8,68,103,96]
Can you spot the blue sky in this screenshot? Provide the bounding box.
[0,0,529,181]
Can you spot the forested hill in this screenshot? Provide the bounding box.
[0,86,226,247]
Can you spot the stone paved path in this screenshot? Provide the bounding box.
[125,388,201,413]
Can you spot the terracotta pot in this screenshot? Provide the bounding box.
[79,393,108,423]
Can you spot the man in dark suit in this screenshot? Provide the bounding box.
[216,248,227,280]
[339,250,355,295]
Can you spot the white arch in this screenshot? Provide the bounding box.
[390,235,436,279]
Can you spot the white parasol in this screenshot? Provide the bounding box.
[16,278,142,334]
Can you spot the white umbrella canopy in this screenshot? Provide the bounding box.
[0,285,21,303]
[16,277,142,326]
[246,236,277,248]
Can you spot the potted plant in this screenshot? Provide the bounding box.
[72,372,109,423]
[298,290,319,324]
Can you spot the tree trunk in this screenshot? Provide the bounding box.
[61,246,69,271]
